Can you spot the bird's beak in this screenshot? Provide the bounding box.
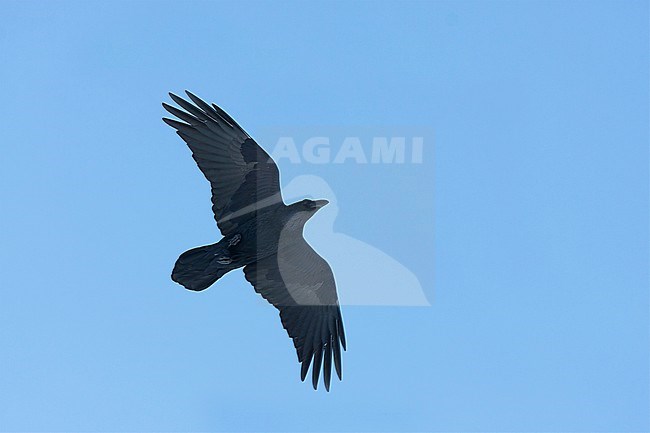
[314,199,329,208]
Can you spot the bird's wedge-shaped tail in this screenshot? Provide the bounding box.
[172,238,240,292]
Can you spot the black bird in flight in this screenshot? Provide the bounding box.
[162,91,346,391]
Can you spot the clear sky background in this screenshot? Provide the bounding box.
[0,1,648,431]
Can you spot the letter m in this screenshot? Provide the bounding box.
[371,137,406,163]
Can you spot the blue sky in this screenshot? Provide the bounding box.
[0,1,648,431]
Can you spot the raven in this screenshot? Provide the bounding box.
[162,91,346,391]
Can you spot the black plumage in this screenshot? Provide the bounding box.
[163,91,346,391]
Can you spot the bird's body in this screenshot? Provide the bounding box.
[163,91,345,391]
[171,200,326,290]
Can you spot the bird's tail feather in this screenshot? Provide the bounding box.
[172,243,236,291]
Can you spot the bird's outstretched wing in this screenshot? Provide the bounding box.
[163,91,282,235]
[243,236,346,391]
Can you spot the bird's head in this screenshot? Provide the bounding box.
[290,198,329,219]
